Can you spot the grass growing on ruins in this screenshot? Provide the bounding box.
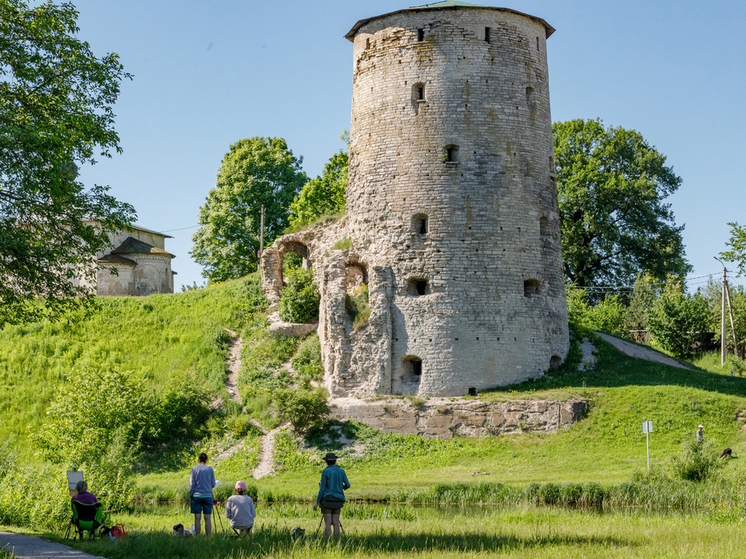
[27,504,746,559]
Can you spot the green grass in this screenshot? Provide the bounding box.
[15,504,746,559]
[0,276,262,456]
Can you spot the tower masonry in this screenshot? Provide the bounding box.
[261,1,569,398]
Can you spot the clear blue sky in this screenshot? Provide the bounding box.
[72,0,746,292]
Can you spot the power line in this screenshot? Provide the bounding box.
[162,224,199,233]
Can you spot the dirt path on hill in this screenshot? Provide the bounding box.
[253,425,281,479]
[594,332,691,369]
[223,328,242,405]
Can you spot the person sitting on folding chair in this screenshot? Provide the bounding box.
[72,480,98,505]
[224,481,256,537]
[69,480,103,540]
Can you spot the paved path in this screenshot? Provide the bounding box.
[1,531,104,559]
[594,332,690,369]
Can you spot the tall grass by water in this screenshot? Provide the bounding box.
[40,504,746,559]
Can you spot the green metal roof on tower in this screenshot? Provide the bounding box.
[345,3,554,41]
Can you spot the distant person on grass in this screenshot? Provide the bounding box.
[189,452,216,536]
[313,452,350,539]
[697,425,705,442]
[71,480,97,505]
[225,481,256,536]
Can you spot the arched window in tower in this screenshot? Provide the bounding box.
[412,214,428,235]
[444,145,459,163]
[485,27,491,43]
[407,278,430,297]
[524,279,541,297]
[417,28,424,41]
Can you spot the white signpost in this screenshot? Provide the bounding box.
[642,420,653,471]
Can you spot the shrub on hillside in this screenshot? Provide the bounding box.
[670,439,723,482]
[566,288,627,337]
[648,288,709,358]
[274,388,330,434]
[291,334,323,385]
[279,267,319,324]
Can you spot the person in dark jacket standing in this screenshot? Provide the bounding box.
[313,452,350,539]
[189,452,216,536]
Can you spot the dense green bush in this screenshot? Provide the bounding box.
[274,388,330,434]
[278,267,319,324]
[566,288,627,337]
[670,439,723,482]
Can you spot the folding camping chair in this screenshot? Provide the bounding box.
[67,500,103,541]
[231,525,253,538]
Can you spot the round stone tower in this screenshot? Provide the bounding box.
[342,1,568,396]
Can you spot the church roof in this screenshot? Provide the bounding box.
[97,254,137,266]
[111,237,175,258]
[345,3,554,41]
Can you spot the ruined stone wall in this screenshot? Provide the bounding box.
[262,6,568,399]
[331,397,587,439]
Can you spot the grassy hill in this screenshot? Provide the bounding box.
[1,276,746,504]
[0,276,261,457]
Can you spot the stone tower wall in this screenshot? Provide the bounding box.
[344,7,568,396]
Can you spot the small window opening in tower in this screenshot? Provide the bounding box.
[524,279,541,297]
[407,278,430,296]
[485,27,491,43]
[412,83,425,102]
[401,356,423,395]
[412,214,428,235]
[549,156,555,171]
[539,217,549,238]
[468,387,477,396]
[444,145,459,163]
[417,28,424,41]
[550,355,562,369]
[536,37,540,50]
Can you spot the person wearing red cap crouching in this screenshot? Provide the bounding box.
[225,481,256,537]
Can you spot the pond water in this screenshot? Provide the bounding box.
[130,501,701,520]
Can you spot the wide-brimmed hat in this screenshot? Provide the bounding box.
[698,425,704,429]
[323,452,338,462]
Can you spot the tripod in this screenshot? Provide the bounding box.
[213,501,226,534]
[315,510,345,538]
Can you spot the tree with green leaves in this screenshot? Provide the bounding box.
[624,273,661,339]
[287,150,347,231]
[719,222,746,277]
[191,137,307,283]
[647,278,709,358]
[0,0,135,325]
[554,119,689,288]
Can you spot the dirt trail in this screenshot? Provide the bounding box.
[253,426,281,479]
[223,327,242,404]
[594,332,690,369]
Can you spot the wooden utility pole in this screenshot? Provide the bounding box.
[259,205,265,256]
[725,274,740,359]
[714,257,734,364]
